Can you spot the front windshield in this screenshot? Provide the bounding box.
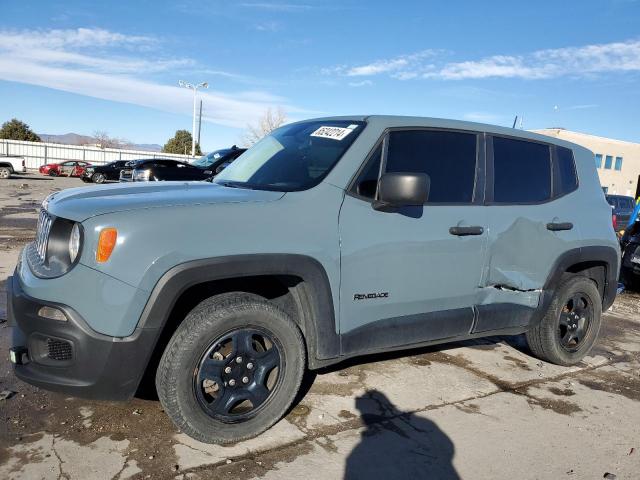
[214,120,365,191]
[192,149,232,168]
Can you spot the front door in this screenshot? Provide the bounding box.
[59,161,76,176]
[338,129,488,355]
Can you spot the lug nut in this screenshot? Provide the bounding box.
[242,376,249,384]
[236,357,243,364]
[224,367,232,374]
[229,379,236,386]
[247,363,254,370]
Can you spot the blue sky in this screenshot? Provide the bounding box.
[1,0,639,150]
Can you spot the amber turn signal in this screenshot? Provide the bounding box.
[96,228,118,263]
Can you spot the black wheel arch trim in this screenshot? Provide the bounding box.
[137,254,339,369]
[533,245,620,327]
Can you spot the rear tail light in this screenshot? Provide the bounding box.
[22,159,25,167]
[612,214,618,231]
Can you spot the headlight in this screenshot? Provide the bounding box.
[69,222,81,263]
[133,169,151,181]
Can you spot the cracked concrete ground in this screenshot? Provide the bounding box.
[1,174,639,479]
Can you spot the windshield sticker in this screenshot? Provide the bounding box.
[311,126,354,141]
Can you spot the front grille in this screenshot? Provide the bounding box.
[35,209,53,262]
[120,169,132,180]
[46,338,73,361]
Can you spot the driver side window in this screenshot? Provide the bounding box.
[352,130,478,203]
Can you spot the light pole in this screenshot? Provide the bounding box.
[178,80,208,157]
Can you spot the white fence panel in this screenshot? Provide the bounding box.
[0,139,193,169]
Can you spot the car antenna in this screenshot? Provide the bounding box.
[512,115,518,128]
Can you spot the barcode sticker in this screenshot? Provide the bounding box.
[310,126,354,141]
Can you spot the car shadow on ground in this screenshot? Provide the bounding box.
[344,389,459,479]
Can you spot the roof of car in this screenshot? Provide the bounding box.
[295,115,590,154]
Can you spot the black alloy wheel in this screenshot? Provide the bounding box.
[558,293,593,352]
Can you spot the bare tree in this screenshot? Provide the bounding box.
[92,130,131,149]
[241,107,287,147]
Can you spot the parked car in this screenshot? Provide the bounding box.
[0,155,26,179]
[191,146,246,175]
[620,206,640,289]
[39,161,91,177]
[606,194,636,233]
[81,160,129,184]
[9,116,620,445]
[119,158,214,182]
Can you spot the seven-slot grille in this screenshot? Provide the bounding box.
[35,208,53,261]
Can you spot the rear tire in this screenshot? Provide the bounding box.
[92,173,106,184]
[526,276,602,366]
[156,292,305,444]
[0,167,10,179]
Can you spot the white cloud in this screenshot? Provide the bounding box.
[462,112,504,123]
[326,39,640,81]
[343,50,438,77]
[0,28,298,128]
[567,104,599,110]
[348,80,373,87]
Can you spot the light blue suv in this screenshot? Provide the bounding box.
[8,116,620,443]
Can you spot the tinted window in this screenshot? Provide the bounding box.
[553,146,578,196]
[385,130,477,203]
[493,137,551,203]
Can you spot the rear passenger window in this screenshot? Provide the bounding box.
[553,146,578,196]
[492,137,551,203]
[385,130,477,203]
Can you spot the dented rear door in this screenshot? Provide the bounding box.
[477,135,582,332]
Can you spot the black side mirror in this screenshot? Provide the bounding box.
[373,172,429,211]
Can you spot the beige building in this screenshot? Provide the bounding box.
[533,128,640,198]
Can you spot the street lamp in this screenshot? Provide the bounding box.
[178,80,208,157]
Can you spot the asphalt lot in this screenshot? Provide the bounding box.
[1,173,639,480]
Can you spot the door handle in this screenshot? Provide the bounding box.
[449,226,484,236]
[546,222,573,231]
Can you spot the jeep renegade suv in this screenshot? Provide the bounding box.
[8,116,620,444]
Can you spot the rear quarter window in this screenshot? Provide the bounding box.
[553,146,578,197]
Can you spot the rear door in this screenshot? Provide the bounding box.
[338,128,488,355]
[480,136,581,332]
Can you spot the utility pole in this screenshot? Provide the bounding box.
[178,80,208,157]
[197,99,203,149]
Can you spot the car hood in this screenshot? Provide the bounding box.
[44,181,285,222]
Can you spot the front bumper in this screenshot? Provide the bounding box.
[7,273,158,401]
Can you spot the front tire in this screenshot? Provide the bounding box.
[156,292,305,444]
[48,170,58,177]
[526,276,602,366]
[0,167,10,179]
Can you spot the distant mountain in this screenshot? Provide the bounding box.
[39,133,162,152]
